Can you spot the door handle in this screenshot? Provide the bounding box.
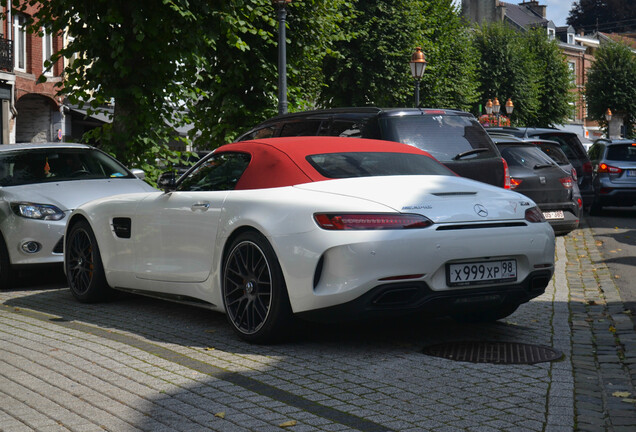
[191,202,210,211]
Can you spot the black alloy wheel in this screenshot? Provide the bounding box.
[66,220,112,302]
[222,231,292,343]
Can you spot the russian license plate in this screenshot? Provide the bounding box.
[447,259,517,286]
[627,170,636,177]
[543,210,564,220]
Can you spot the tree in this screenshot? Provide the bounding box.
[319,0,479,111]
[9,0,215,174]
[567,0,636,33]
[472,23,541,126]
[188,0,355,147]
[523,28,574,127]
[585,41,636,138]
[8,0,354,176]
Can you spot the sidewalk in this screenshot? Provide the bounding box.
[0,222,635,431]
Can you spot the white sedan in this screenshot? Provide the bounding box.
[64,137,555,343]
[0,142,156,289]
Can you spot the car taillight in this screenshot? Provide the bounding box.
[502,157,511,189]
[314,213,433,230]
[510,177,522,189]
[560,176,574,188]
[597,163,622,174]
[525,207,546,223]
[582,162,593,174]
[577,197,583,208]
[571,168,578,181]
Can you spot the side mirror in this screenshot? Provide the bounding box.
[130,168,146,180]
[158,171,177,191]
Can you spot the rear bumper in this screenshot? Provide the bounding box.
[595,186,636,207]
[296,269,553,322]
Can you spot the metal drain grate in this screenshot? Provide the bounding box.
[422,341,563,364]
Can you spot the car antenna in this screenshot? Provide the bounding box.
[523,126,530,138]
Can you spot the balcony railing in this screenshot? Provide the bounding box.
[0,38,13,72]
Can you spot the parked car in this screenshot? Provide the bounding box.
[0,143,156,289]
[586,138,636,215]
[237,107,510,189]
[488,132,583,211]
[492,136,580,235]
[487,127,593,208]
[65,137,555,344]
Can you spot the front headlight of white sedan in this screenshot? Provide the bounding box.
[10,202,65,221]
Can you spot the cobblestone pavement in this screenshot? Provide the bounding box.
[1,221,635,431]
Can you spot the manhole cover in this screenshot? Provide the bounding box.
[423,341,563,364]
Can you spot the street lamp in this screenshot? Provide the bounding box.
[505,98,514,116]
[482,97,512,127]
[409,47,427,108]
[605,108,612,122]
[273,0,292,115]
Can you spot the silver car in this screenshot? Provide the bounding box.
[0,143,156,288]
[587,138,636,214]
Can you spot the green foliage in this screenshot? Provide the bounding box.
[472,23,541,126]
[523,28,575,127]
[585,42,636,138]
[8,0,214,180]
[187,0,356,147]
[320,0,479,111]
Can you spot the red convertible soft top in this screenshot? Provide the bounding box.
[215,137,435,190]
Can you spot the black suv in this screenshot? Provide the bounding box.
[487,127,593,208]
[237,108,509,188]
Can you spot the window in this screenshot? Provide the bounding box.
[547,28,555,40]
[568,61,576,85]
[279,120,322,137]
[306,152,453,179]
[178,153,250,191]
[13,14,27,71]
[568,33,575,45]
[42,28,53,76]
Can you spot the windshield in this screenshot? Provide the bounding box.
[380,115,497,162]
[0,148,133,186]
[306,152,454,178]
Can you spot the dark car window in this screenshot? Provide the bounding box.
[279,120,323,137]
[499,146,555,168]
[380,115,496,162]
[607,144,636,161]
[537,133,586,160]
[330,120,363,138]
[536,144,570,165]
[306,152,454,179]
[587,143,603,161]
[178,152,250,191]
[0,148,132,186]
[242,126,276,140]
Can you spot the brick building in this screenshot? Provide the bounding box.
[0,2,65,144]
[461,0,602,141]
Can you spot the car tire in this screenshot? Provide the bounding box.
[0,233,13,290]
[222,231,293,344]
[65,220,113,303]
[453,303,519,323]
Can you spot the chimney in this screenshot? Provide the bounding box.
[521,1,546,18]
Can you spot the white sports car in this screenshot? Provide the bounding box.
[64,137,555,343]
[0,142,156,289]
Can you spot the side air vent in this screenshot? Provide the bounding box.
[112,217,132,239]
[436,222,526,231]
